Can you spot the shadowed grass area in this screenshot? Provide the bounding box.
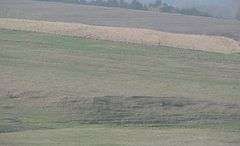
[1,95,240,133]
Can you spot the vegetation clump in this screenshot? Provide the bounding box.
[38,0,212,17]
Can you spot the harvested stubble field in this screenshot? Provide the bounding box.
[0,29,240,146]
[1,0,240,41]
[0,18,239,53]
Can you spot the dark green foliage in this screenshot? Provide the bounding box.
[149,0,162,8]
[119,0,128,8]
[177,8,211,17]
[78,0,87,4]
[37,0,212,17]
[89,0,106,6]
[161,3,177,13]
[236,9,240,20]
[105,0,119,7]
[128,0,144,10]
[157,3,211,17]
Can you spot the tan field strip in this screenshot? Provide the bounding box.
[0,18,239,53]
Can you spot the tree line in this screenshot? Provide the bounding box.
[80,0,148,10]
[39,0,212,17]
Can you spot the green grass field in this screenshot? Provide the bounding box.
[0,29,240,145]
[1,125,240,146]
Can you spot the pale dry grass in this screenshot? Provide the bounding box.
[0,18,239,53]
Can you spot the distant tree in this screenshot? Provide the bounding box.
[154,0,162,7]
[161,3,176,13]
[178,8,211,17]
[119,0,128,8]
[149,0,162,11]
[143,4,149,11]
[78,0,87,4]
[105,0,119,7]
[129,0,144,10]
[89,0,96,5]
[95,0,105,6]
[237,9,240,20]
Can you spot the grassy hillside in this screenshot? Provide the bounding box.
[0,29,240,145]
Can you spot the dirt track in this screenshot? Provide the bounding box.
[0,18,239,53]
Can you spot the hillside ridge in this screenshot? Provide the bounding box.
[0,18,239,53]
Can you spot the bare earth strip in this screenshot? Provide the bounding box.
[0,18,239,53]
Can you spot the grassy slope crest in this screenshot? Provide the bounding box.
[0,18,239,53]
